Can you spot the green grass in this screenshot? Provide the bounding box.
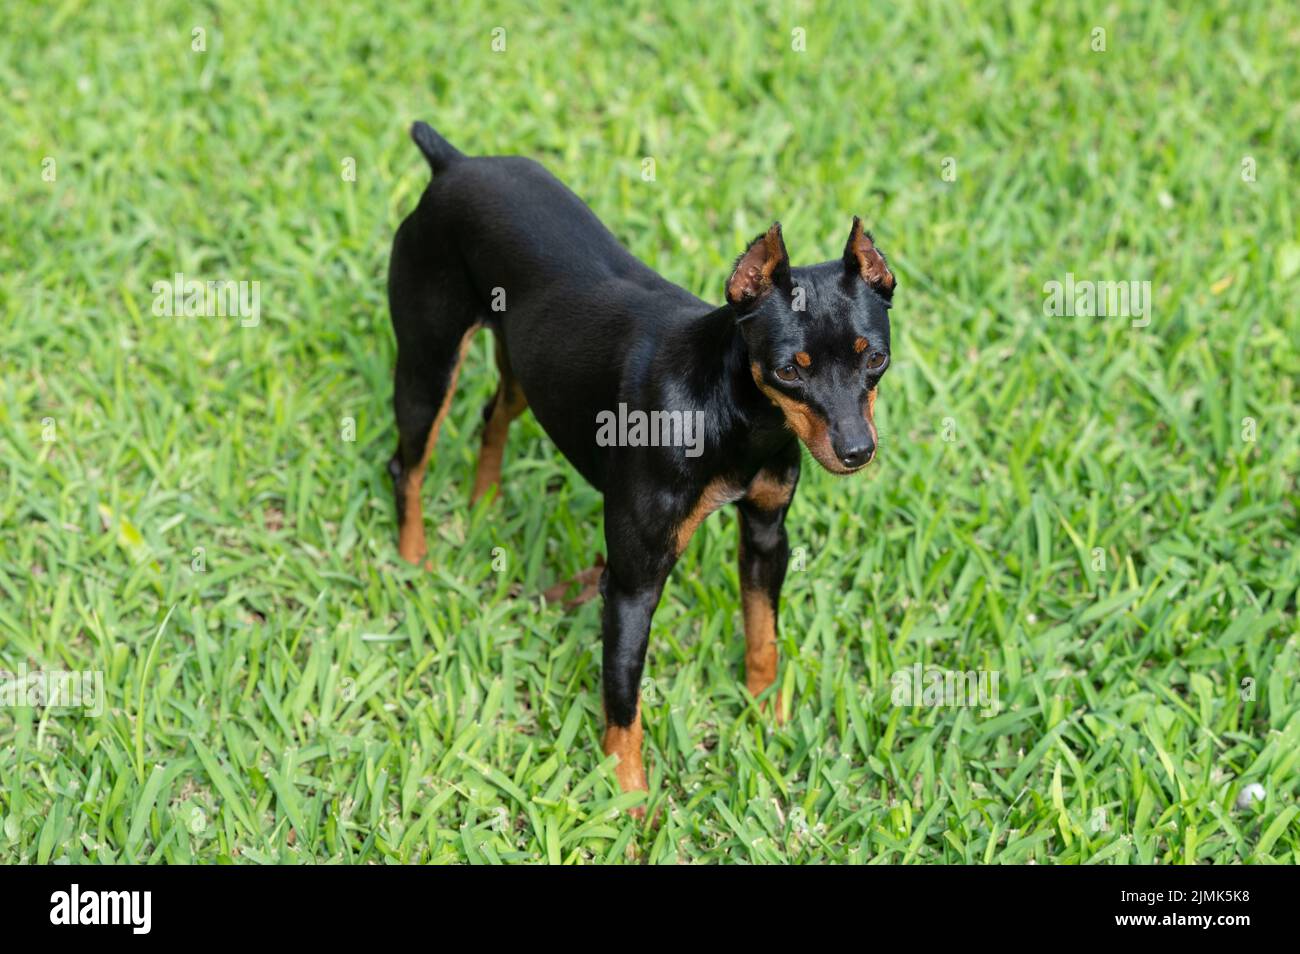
[2,0,1299,863]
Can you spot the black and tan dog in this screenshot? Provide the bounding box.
[388,122,895,807]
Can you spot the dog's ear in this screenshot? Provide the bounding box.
[843,216,895,302]
[727,222,791,310]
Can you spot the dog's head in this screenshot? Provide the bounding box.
[728,219,895,474]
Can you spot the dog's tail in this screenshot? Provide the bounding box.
[410,121,465,174]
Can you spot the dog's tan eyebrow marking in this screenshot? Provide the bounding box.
[853,337,869,354]
[794,352,812,368]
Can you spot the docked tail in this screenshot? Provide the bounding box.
[410,121,465,173]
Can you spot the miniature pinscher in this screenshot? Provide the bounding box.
[388,122,895,805]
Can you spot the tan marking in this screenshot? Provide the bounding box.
[750,361,858,475]
[738,470,793,717]
[674,478,743,555]
[854,336,869,354]
[603,701,647,798]
[741,585,779,699]
[738,533,785,722]
[745,470,794,511]
[794,351,811,368]
[865,387,878,450]
[397,325,478,564]
[471,357,528,503]
[845,216,895,295]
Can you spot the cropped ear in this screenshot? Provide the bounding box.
[844,216,895,302]
[726,222,791,310]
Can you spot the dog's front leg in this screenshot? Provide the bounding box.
[736,458,800,717]
[598,508,673,808]
[599,570,667,803]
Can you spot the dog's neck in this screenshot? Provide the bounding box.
[679,303,794,460]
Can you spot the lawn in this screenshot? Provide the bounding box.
[1,0,1298,863]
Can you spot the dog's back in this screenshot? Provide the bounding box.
[390,124,710,493]
[407,123,686,308]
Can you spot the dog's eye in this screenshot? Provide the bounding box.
[774,365,800,383]
[866,352,888,371]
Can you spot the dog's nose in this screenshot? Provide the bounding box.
[839,440,875,470]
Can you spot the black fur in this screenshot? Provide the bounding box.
[387,123,895,769]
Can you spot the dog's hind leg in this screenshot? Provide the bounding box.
[471,331,528,504]
[387,220,481,565]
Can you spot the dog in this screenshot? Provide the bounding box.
[388,122,895,809]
